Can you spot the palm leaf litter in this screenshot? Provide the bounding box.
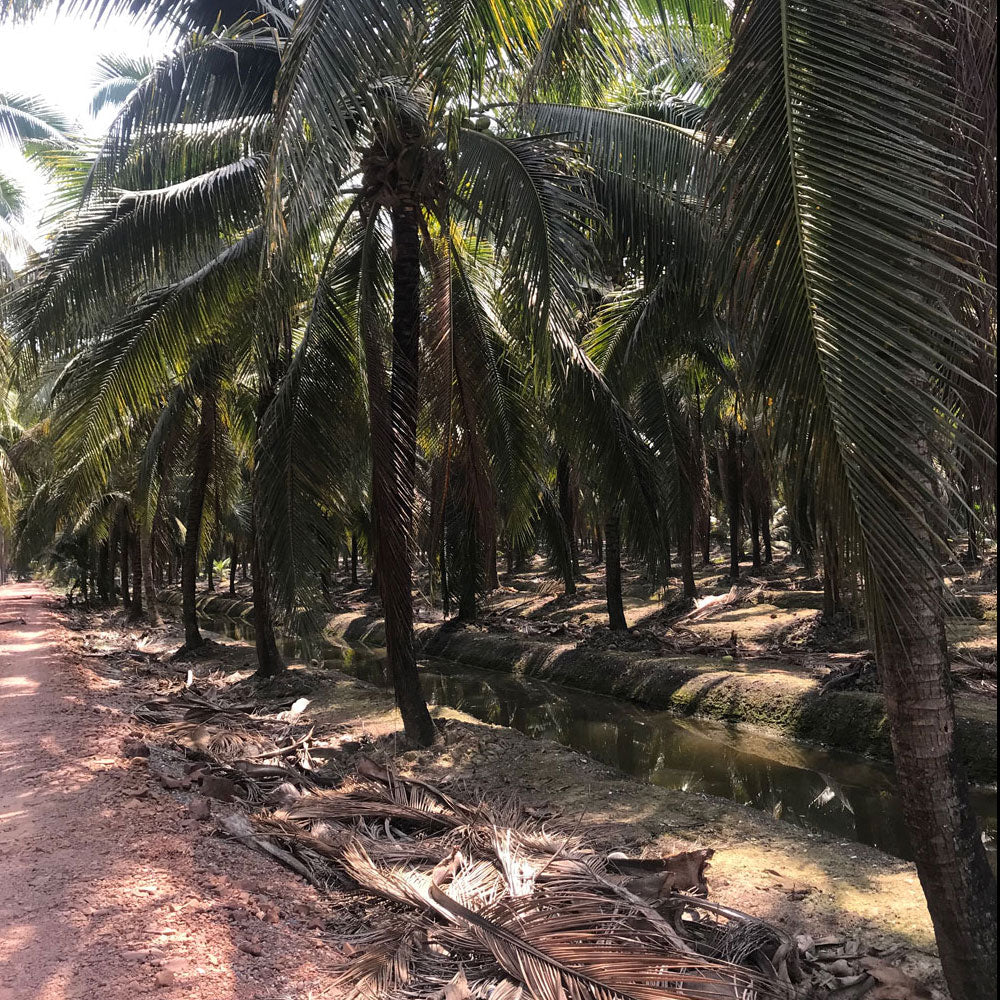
[128,680,917,1000]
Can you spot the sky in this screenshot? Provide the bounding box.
[0,8,172,249]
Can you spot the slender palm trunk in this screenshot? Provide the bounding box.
[441,531,451,618]
[379,203,434,745]
[487,534,500,591]
[228,544,238,595]
[97,541,111,602]
[722,428,742,579]
[678,519,697,599]
[249,504,284,676]
[694,382,712,565]
[350,533,359,585]
[604,508,627,631]
[120,521,131,609]
[457,532,477,622]
[874,576,997,996]
[557,450,577,596]
[761,501,773,563]
[822,538,841,616]
[181,391,215,649]
[750,503,762,571]
[141,521,159,624]
[127,526,144,621]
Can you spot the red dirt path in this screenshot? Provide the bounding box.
[0,583,335,1000]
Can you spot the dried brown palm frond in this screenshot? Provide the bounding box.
[359,756,479,821]
[206,729,275,758]
[427,882,759,1000]
[279,787,466,832]
[140,730,799,1000]
[331,920,428,1000]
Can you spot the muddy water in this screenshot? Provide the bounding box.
[206,616,997,863]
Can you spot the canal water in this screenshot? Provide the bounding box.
[206,615,997,863]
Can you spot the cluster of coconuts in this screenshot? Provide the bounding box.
[461,115,493,131]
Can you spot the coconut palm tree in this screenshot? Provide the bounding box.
[710,0,997,990]
[1,91,73,272]
[257,0,704,744]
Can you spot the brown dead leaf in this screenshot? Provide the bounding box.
[441,969,472,999]
[861,959,933,1000]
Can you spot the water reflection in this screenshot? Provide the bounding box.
[206,616,997,863]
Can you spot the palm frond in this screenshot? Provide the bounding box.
[710,0,994,615]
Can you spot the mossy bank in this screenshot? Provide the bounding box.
[331,614,996,784]
[157,590,997,783]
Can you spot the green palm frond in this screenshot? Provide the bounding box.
[1,91,74,148]
[522,102,718,269]
[45,229,262,481]
[455,126,594,373]
[12,155,267,349]
[83,26,279,199]
[257,215,371,621]
[710,0,994,612]
[89,52,156,117]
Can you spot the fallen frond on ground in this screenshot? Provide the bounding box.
[123,673,939,1000]
[127,683,900,1000]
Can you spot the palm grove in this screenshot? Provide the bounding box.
[0,1,996,995]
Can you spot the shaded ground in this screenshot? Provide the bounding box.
[0,582,338,1000]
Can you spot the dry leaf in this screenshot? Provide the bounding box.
[441,969,472,999]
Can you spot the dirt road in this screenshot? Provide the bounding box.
[0,583,333,1000]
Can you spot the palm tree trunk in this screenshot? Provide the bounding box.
[556,450,577,596]
[822,539,840,616]
[181,391,215,649]
[127,526,144,622]
[750,502,762,571]
[487,534,499,591]
[604,507,627,631]
[874,567,997,996]
[228,544,238,595]
[249,504,284,676]
[440,531,451,618]
[141,521,159,623]
[761,501,773,564]
[97,541,111,602]
[722,427,742,579]
[694,381,712,565]
[120,520,131,609]
[350,533,359,585]
[678,519,697,600]
[557,450,580,585]
[379,203,434,746]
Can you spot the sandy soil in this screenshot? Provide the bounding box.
[0,582,339,1000]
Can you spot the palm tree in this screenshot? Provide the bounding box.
[260,0,692,744]
[7,19,288,655]
[710,0,997,990]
